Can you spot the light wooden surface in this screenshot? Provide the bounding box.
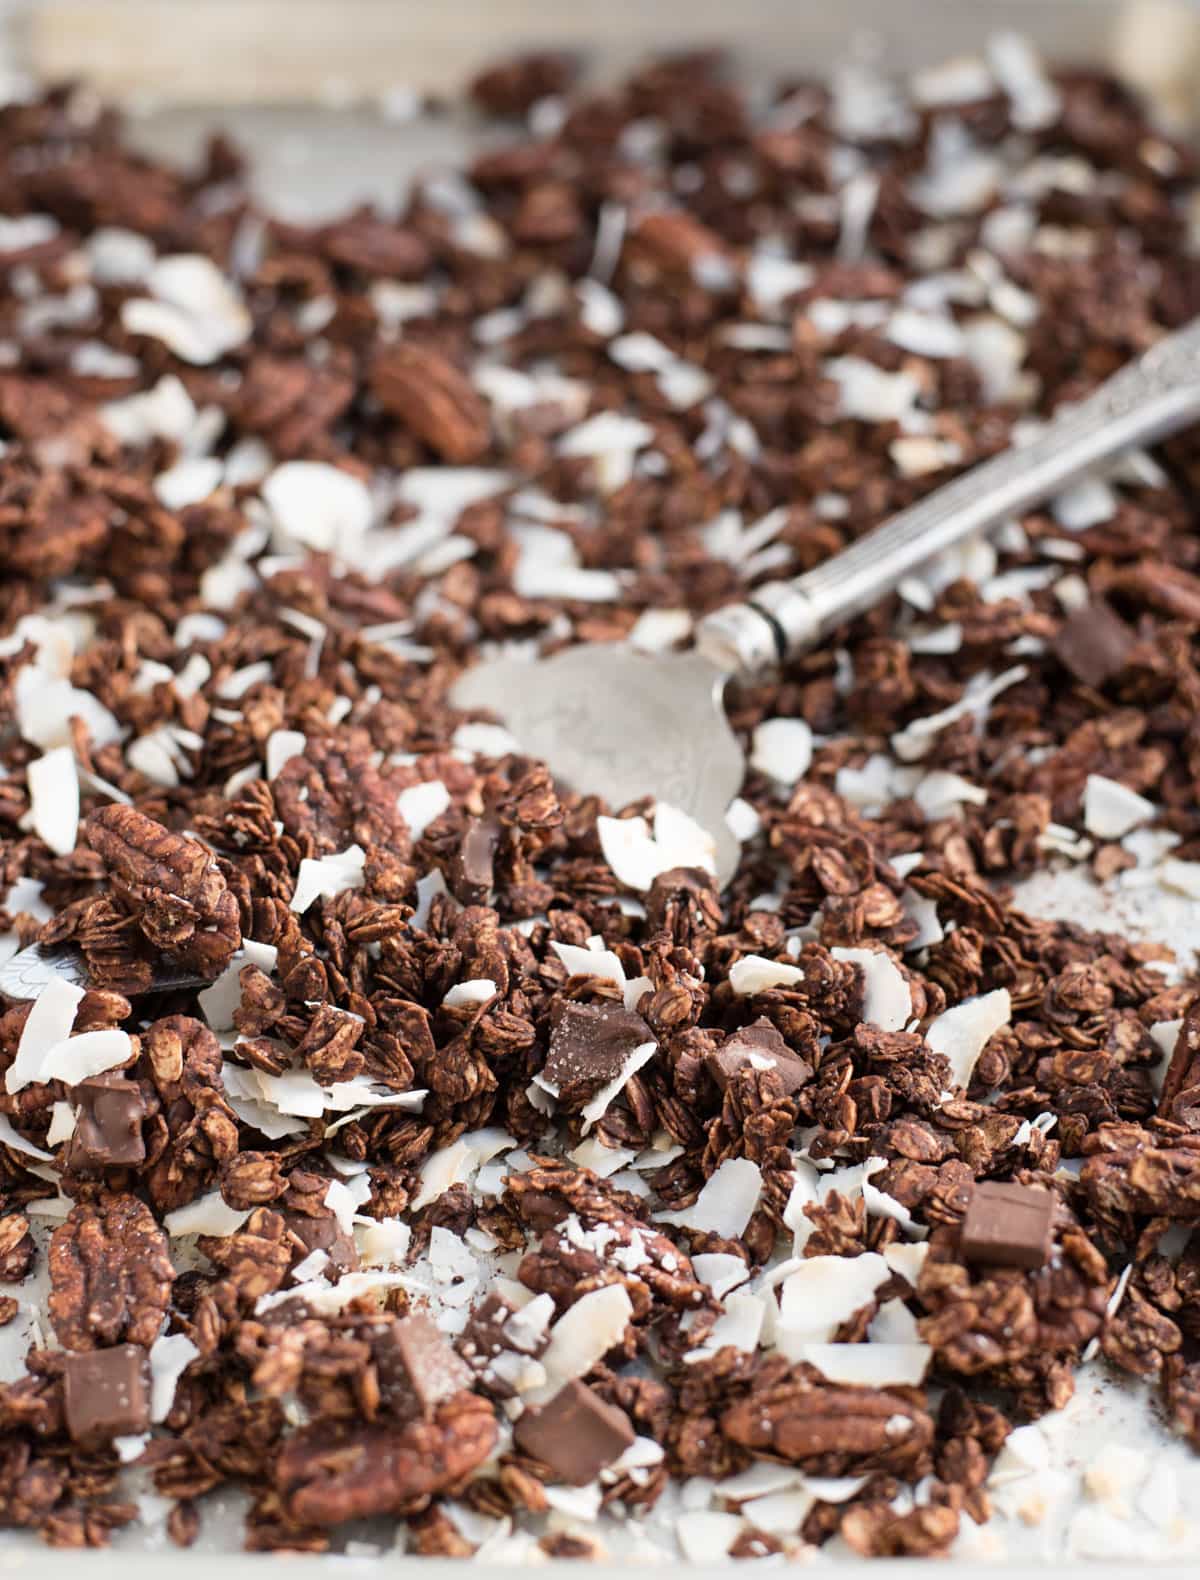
[30,0,1135,105]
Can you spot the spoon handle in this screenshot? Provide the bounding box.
[697,316,1200,674]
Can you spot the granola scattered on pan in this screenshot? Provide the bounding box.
[0,33,1198,1562]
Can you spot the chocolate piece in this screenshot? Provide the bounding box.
[451,815,501,904]
[458,1291,549,1398]
[376,1313,474,1419]
[1051,598,1135,688]
[284,1210,359,1276]
[68,1072,148,1169]
[62,1343,151,1445]
[542,1000,652,1106]
[514,1379,635,1485]
[960,1181,1055,1270]
[706,1018,812,1096]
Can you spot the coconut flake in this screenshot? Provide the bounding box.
[1083,774,1155,840]
[535,1283,633,1397]
[443,979,497,1008]
[155,456,223,510]
[149,1333,200,1422]
[597,803,716,891]
[40,1029,132,1086]
[927,988,1011,1090]
[26,746,79,857]
[196,939,279,1032]
[675,1511,742,1562]
[883,1241,931,1287]
[685,1293,766,1362]
[358,1217,412,1267]
[123,254,250,365]
[266,729,307,781]
[290,845,367,914]
[1052,477,1117,531]
[776,1253,890,1346]
[164,1191,252,1238]
[728,954,803,995]
[14,666,121,752]
[580,1041,657,1134]
[262,462,372,556]
[397,780,450,840]
[749,718,813,785]
[799,1342,931,1386]
[831,948,912,1031]
[0,1113,52,1161]
[826,356,921,422]
[8,977,85,1093]
[657,1157,762,1238]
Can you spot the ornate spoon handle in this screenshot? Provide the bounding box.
[698,317,1200,673]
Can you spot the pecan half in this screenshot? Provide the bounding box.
[369,344,490,463]
[48,1195,173,1350]
[85,806,241,980]
[721,1372,933,1476]
[275,1393,496,1525]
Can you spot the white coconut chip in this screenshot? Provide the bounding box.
[891,665,1027,762]
[7,977,85,1093]
[397,780,450,840]
[775,1253,890,1347]
[532,1283,634,1400]
[728,954,803,995]
[265,729,307,781]
[1160,857,1200,898]
[149,1333,199,1423]
[656,1157,763,1238]
[1052,477,1117,531]
[163,1191,252,1238]
[912,769,987,819]
[629,607,692,653]
[684,1293,765,1362]
[831,948,912,1031]
[257,1269,412,1317]
[451,720,521,757]
[826,355,921,422]
[800,1343,931,1387]
[869,1297,923,1346]
[580,1040,657,1133]
[154,456,223,510]
[1083,774,1155,840]
[25,745,79,858]
[262,461,373,556]
[597,803,716,892]
[196,938,279,1032]
[123,254,250,365]
[357,1217,412,1267]
[749,717,813,785]
[46,1102,76,1146]
[14,665,122,752]
[675,1511,742,1562]
[290,844,367,914]
[691,1252,752,1300]
[40,1029,132,1087]
[927,988,1012,1090]
[569,1138,638,1178]
[443,979,497,1008]
[0,1112,52,1161]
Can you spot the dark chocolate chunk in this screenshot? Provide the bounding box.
[68,1072,148,1169]
[542,999,652,1107]
[451,815,501,904]
[62,1343,151,1445]
[1051,598,1135,688]
[960,1181,1055,1270]
[375,1312,474,1419]
[514,1379,635,1484]
[705,1017,812,1096]
[458,1291,549,1398]
[284,1210,359,1276]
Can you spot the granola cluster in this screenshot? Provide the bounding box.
[0,35,1197,1563]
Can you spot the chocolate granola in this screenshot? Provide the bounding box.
[0,32,1197,1563]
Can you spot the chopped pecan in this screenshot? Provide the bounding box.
[369,344,491,463]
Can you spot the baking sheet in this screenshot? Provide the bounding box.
[3,2,1200,1572]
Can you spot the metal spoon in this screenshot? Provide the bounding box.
[453,318,1200,885]
[0,942,207,1002]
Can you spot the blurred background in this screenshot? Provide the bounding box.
[0,0,1192,218]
